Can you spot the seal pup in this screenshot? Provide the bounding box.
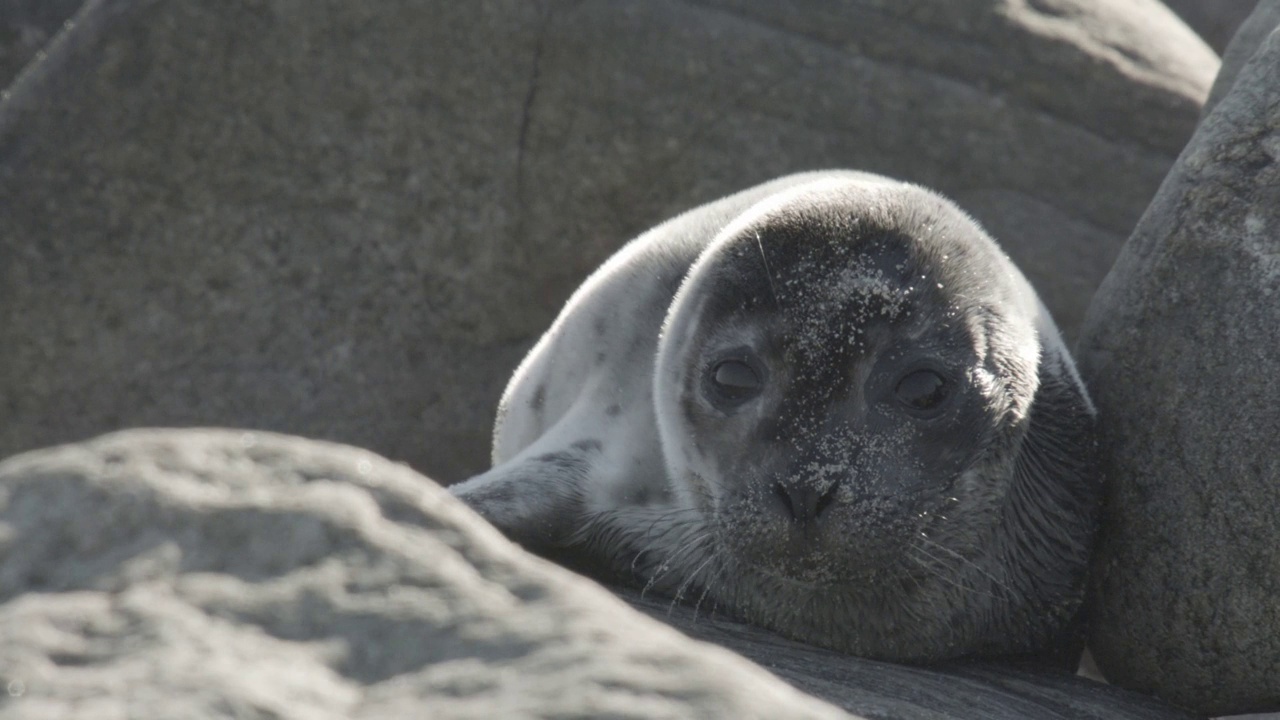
[451,171,1101,663]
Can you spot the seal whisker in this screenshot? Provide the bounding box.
[649,529,713,592]
[908,537,1011,603]
[919,534,1014,598]
[638,521,710,597]
[669,537,720,611]
[755,230,780,307]
[692,560,729,620]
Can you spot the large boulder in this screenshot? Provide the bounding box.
[0,429,1198,719]
[0,429,849,720]
[0,0,1216,483]
[1077,4,1280,715]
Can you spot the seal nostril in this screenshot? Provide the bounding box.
[772,482,839,523]
[814,483,838,518]
[772,482,797,520]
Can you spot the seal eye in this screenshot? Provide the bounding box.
[894,369,951,416]
[705,358,764,407]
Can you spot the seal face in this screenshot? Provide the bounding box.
[451,171,1101,664]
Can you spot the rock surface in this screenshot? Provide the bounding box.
[0,0,1216,482]
[1204,0,1280,113]
[0,0,81,89]
[0,429,1199,719]
[1162,0,1257,53]
[623,590,1198,720]
[0,429,850,720]
[1077,8,1280,717]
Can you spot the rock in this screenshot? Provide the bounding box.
[0,0,1217,483]
[0,429,1199,719]
[0,0,82,90]
[623,590,1199,720]
[1204,1,1280,114]
[0,429,850,720]
[1076,10,1280,718]
[1161,0,1257,54]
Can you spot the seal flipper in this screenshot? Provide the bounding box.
[450,440,601,550]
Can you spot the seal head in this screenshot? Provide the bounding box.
[657,180,1039,584]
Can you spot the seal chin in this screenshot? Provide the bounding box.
[748,555,849,586]
[715,497,922,585]
[757,552,912,585]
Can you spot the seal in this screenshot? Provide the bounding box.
[451,171,1101,664]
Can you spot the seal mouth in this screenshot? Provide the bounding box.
[712,492,927,586]
[746,552,900,586]
[728,537,923,588]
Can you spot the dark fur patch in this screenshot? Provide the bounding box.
[531,450,593,478]
[994,352,1101,667]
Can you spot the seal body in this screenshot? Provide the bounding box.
[451,171,1101,663]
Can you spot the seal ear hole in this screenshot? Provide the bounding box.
[703,352,766,408]
[893,368,953,418]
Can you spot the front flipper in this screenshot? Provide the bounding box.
[450,440,601,551]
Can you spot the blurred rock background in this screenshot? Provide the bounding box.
[0,0,1217,482]
[1162,0,1257,52]
[0,0,81,87]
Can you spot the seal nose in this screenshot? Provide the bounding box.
[771,481,839,524]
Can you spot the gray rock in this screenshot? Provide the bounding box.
[1076,12,1280,718]
[0,0,1217,483]
[1162,0,1257,54]
[0,429,851,720]
[1204,1,1280,114]
[0,0,82,90]
[624,590,1199,720]
[0,429,1199,719]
